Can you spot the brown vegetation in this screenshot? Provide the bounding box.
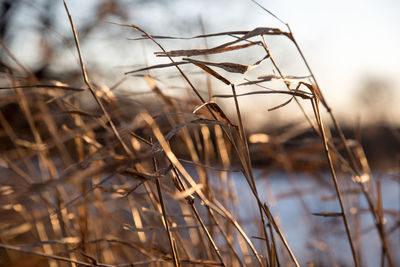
[0,1,398,266]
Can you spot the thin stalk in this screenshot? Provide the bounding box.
[376,178,392,267]
[251,4,393,263]
[214,199,265,266]
[199,16,214,101]
[263,203,299,267]
[286,25,362,172]
[191,203,226,266]
[288,26,394,266]
[232,79,299,267]
[260,36,319,134]
[207,207,245,267]
[173,162,262,266]
[0,243,114,267]
[63,1,133,157]
[171,168,226,267]
[114,22,218,119]
[231,84,271,267]
[311,98,359,267]
[153,157,180,267]
[268,223,281,267]
[121,25,273,267]
[143,113,225,264]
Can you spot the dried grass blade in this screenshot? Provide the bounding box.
[268,97,293,111]
[247,54,270,71]
[239,75,309,86]
[258,74,308,80]
[152,117,228,153]
[0,243,114,267]
[154,161,180,266]
[141,113,218,210]
[180,259,223,266]
[132,30,251,41]
[214,90,312,99]
[155,42,260,57]
[135,28,285,42]
[192,102,236,126]
[193,27,289,55]
[191,63,231,85]
[173,183,204,200]
[205,27,290,54]
[125,61,189,74]
[250,0,287,26]
[311,98,360,267]
[63,0,133,156]
[109,22,211,111]
[121,167,171,181]
[64,110,103,118]
[141,114,226,265]
[178,158,240,172]
[184,58,249,74]
[241,27,289,39]
[188,203,226,266]
[1,154,152,206]
[263,203,300,267]
[144,75,175,107]
[0,84,85,92]
[238,75,280,86]
[214,200,264,266]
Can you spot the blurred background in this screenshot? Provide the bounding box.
[2,0,399,170]
[1,0,399,127]
[0,1,399,266]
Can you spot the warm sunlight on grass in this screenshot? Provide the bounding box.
[0,1,398,267]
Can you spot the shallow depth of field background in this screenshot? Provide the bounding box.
[0,0,399,266]
[3,0,400,127]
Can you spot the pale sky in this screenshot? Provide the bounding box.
[8,0,400,127]
[130,0,400,127]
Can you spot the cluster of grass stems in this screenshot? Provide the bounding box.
[0,1,397,266]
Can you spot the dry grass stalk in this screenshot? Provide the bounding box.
[0,1,397,267]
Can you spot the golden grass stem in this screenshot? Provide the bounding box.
[153,157,180,267]
[190,203,226,266]
[311,98,360,267]
[207,207,245,266]
[214,200,265,266]
[1,3,395,265]
[263,203,300,267]
[287,25,394,266]
[63,0,133,157]
[231,84,271,267]
[0,243,113,267]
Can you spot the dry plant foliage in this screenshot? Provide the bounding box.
[0,1,398,267]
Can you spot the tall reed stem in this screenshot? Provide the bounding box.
[311,98,359,267]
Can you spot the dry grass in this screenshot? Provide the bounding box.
[0,1,398,266]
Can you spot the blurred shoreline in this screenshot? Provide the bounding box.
[248,123,400,171]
